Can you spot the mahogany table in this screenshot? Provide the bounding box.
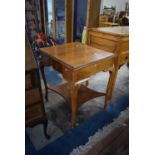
[40,42,115,127]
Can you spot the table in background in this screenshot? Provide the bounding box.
[88,26,129,99]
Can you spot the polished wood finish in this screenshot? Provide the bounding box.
[65,0,74,42]
[25,33,50,139]
[87,26,129,99]
[49,83,106,107]
[40,42,115,127]
[40,43,114,70]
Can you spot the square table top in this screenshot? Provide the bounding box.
[40,42,114,70]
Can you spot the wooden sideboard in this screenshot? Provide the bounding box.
[25,33,49,139]
[87,26,129,100]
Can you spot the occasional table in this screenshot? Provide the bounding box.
[40,42,115,127]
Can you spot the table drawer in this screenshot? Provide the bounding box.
[76,58,114,81]
[25,104,43,123]
[49,59,72,82]
[25,88,41,106]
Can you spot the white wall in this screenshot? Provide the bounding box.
[100,0,129,14]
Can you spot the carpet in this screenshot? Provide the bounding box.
[25,95,128,155]
[26,65,129,152]
[70,108,129,155]
[26,121,64,151]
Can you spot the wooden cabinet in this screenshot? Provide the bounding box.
[87,26,129,64]
[87,26,129,100]
[25,33,49,139]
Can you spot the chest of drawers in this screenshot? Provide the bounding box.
[87,26,129,100]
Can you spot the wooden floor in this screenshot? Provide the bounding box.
[85,119,129,155]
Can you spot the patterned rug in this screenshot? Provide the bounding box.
[70,108,129,155]
[26,65,129,151]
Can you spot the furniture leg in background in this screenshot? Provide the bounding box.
[87,26,129,103]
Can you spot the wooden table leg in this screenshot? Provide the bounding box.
[104,66,116,108]
[70,84,80,127]
[108,62,120,102]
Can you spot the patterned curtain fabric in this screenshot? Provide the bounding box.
[26,0,40,42]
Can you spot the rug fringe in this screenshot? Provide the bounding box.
[70,108,129,155]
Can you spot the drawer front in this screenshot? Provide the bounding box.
[88,31,119,42]
[25,104,43,123]
[89,35,116,52]
[76,58,114,81]
[25,88,41,106]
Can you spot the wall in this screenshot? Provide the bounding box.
[100,0,129,14]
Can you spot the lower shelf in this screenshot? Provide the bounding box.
[48,83,106,107]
